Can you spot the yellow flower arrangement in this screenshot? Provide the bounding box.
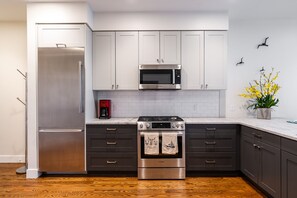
[240,67,280,109]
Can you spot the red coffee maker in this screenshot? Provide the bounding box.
[98,100,111,119]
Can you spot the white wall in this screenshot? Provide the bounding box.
[0,22,27,162]
[93,12,228,30]
[226,18,297,119]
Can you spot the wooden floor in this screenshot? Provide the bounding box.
[0,164,265,198]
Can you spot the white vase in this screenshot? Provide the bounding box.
[256,108,272,119]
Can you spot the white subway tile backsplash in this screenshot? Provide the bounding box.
[97,90,221,118]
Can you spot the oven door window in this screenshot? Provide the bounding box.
[140,70,173,84]
[140,134,183,159]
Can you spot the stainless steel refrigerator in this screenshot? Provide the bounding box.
[38,47,85,173]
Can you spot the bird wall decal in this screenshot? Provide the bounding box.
[236,57,244,66]
[257,37,269,49]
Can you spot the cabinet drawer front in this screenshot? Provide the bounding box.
[87,125,137,136]
[86,134,136,152]
[87,153,137,171]
[241,126,280,148]
[282,138,297,156]
[186,124,237,139]
[186,137,236,152]
[186,152,237,171]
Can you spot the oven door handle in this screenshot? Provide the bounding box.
[139,131,184,136]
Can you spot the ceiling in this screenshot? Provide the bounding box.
[1,0,297,21]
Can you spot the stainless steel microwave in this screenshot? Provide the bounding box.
[139,64,181,90]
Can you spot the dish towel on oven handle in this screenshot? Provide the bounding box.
[162,132,178,155]
[144,133,159,155]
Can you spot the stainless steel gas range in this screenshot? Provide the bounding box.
[137,116,185,179]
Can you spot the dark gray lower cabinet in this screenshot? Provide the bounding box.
[281,138,297,198]
[86,124,137,172]
[186,124,239,172]
[241,126,280,198]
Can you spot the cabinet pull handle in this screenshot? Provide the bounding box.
[56,43,67,48]
[106,160,117,164]
[106,141,117,145]
[112,84,114,89]
[116,85,119,89]
[205,160,216,164]
[257,146,261,150]
[205,141,216,145]
[205,84,208,89]
[161,59,164,63]
[253,144,257,148]
[206,128,216,131]
[106,128,117,131]
[252,133,262,139]
[157,58,160,63]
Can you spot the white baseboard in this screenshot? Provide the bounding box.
[0,155,25,163]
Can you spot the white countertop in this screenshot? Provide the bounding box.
[86,117,297,141]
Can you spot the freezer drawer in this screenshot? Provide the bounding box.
[39,131,85,173]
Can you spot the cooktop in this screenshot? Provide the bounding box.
[138,116,183,122]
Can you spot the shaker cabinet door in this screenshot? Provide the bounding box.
[181,31,204,90]
[205,31,227,89]
[160,31,181,64]
[116,32,139,90]
[38,24,86,47]
[93,32,116,90]
[139,31,160,64]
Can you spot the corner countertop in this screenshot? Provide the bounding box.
[86,117,297,141]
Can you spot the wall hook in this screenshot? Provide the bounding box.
[17,69,27,79]
[236,57,244,66]
[257,37,269,49]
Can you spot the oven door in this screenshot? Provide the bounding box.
[138,131,185,168]
[138,65,181,90]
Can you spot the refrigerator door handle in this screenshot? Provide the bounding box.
[78,61,84,113]
[39,129,84,133]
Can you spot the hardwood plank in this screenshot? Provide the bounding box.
[0,163,265,197]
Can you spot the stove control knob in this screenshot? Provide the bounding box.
[146,123,150,128]
[139,124,143,128]
[172,124,175,128]
[181,124,184,129]
[176,123,180,128]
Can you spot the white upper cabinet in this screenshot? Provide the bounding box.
[115,32,139,90]
[181,31,227,90]
[160,31,181,64]
[139,31,160,64]
[38,24,86,47]
[205,31,227,89]
[181,31,204,90]
[139,31,180,64]
[93,32,115,90]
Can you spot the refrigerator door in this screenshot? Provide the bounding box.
[38,47,85,173]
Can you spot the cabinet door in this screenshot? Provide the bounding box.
[139,31,160,64]
[38,24,85,47]
[181,31,204,90]
[282,151,297,198]
[93,32,115,90]
[160,31,181,64]
[205,31,227,89]
[116,32,138,90]
[241,134,258,184]
[258,142,281,198]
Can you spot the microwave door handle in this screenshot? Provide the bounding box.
[172,69,175,85]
